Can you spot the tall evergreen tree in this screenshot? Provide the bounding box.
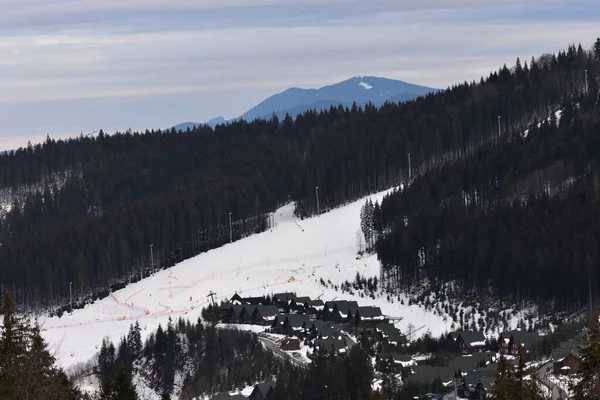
[572,313,600,399]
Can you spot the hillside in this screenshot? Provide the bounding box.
[41,187,449,371]
[0,42,597,314]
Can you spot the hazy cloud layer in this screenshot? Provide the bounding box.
[0,0,598,149]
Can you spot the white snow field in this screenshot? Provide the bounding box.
[41,187,448,370]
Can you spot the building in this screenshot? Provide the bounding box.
[354,306,386,329]
[552,342,582,375]
[447,331,486,354]
[499,330,543,355]
[323,300,359,322]
[281,338,301,351]
[251,305,280,325]
[273,292,296,308]
[249,382,275,400]
[289,296,312,311]
[282,314,311,336]
[210,393,247,399]
[314,337,347,355]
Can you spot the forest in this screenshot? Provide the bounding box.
[0,41,599,309]
[369,55,600,310]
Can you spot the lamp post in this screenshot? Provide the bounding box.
[229,212,233,243]
[69,281,73,313]
[150,244,154,274]
[315,186,320,216]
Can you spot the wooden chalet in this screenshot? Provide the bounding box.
[210,393,247,399]
[323,300,359,322]
[221,304,246,324]
[281,338,301,351]
[251,305,280,325]
[354,306,386,329]
[249,382,275,400]
[448,331,486,354]
[230,293,264,306]
[314,337,347,355]
[282,314,311,336]
[273,292,296,308]
[306,299,325,315]
[289,296,312,311]
[552,342,582,375]
[499,330,543,355]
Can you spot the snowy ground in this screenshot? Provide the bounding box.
[40,186,449,371]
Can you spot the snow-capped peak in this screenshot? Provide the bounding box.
[359,81,373,90]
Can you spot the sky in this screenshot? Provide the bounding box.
[0,0,599,150]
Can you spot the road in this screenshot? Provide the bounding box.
[535,361,567,400]
[257,333,308,366]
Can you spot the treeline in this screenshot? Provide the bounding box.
[94,317,283,399]
[1,42,598,307]
[373,55,600,308]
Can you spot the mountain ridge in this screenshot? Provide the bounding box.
[173,76,437,130]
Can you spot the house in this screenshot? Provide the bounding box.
[230,293,265,306]
[315,337,347,354]
[552,342,582,375]
[239,306,254,324]
[270,314,288,332]
[306,320,334,339]
[289,296,312,311]
[282,314,311,336]
[251,305,280,325]
[375,323,407,347]
[305,299,325,315]
[354,306,386,328]
[281,338,301,351]
[323,300,358,322]
[273,292,296,308]
[499,331,543,355]
[448,331,486,354]
[230,293,244,305]
[249,382,275,400]
[222,305,246,323]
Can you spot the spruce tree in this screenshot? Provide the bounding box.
[572,313,600,399]
[0,287,79,400]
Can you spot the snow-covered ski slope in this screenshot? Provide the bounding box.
[41,187,447,369]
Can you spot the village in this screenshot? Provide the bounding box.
[208,292,586,399]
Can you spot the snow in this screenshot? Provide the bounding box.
[470,341,486,347]
[359,81,373,90]
[40,185,448,374]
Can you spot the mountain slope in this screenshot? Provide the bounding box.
[240,76,436,121]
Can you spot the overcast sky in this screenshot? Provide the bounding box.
[0,0,598,149]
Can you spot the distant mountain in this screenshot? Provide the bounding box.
[173,76,437,131]
[241,76,437,122]
[173,117,226,131]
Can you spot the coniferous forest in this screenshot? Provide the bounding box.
[0,41,599,313]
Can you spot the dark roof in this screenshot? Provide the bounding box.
[271,314,287,326]
[243,296,264,305]
[406,355,493,386]
[357,306,383,319]
[449,331,486,347]
[307,299,324,307]
[318,326,340,339]
[552,341,582,361]
[324,300,359,312]
[210,393,246,400]
[253,305,279,318]
[309,320,333,331]
[282,338,300,345]
[273,292,296,302]
[386,330,408,345]
[293,296,312,304]
[231,305,245,316]
[252,382,275,397]
[219,301,233,310]
[316,337,346,352]
[284,314,311,328]
[500,331,543,348]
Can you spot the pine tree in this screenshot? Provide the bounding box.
[490,347,517,399]
[101,366,139,400]
[572,313,600,399]
[594,38,600,61]
[0,287,79,400]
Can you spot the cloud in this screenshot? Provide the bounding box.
[0,0,599,146]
